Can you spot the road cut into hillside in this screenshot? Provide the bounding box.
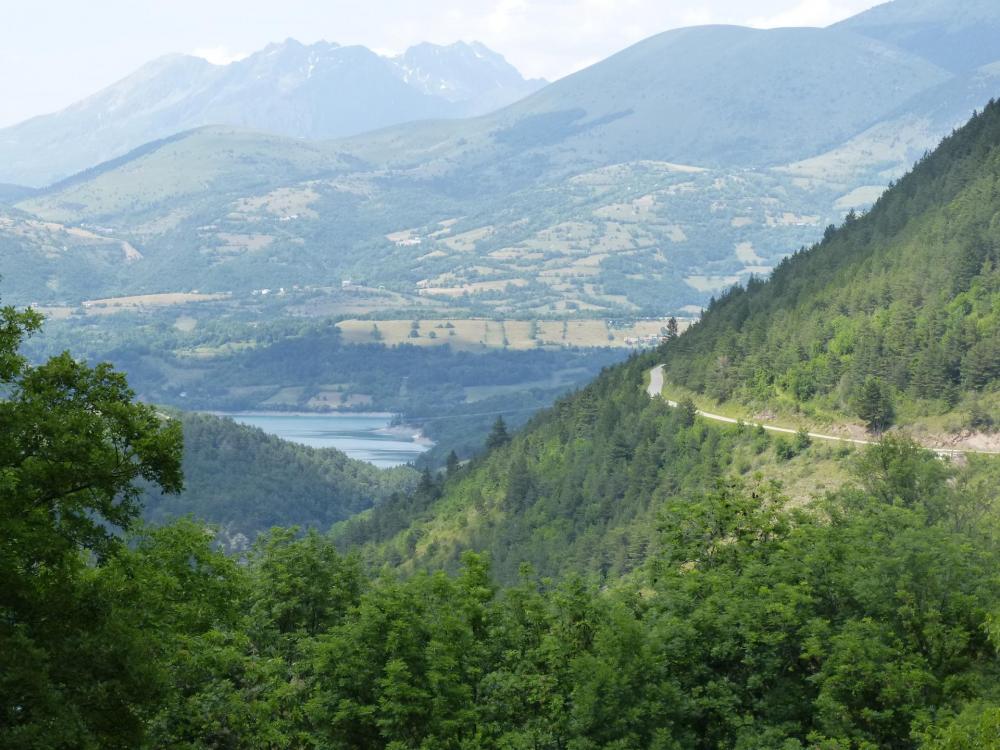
[648,365,999,458]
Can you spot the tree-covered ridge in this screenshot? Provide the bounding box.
[133,455,1000,749]
[5,297,1000,748]
[334,353,855,583]
[142,413,420,547]
[662,100,1000,429]
[12,438,1000,747]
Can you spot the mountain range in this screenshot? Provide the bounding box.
[0,39,545,188]
[3,0,1000,318]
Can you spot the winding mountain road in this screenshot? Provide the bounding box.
[647,365,996,457]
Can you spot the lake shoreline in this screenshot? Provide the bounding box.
[211,411,433,468]
[207,409,396,419]
[375,424,434,447]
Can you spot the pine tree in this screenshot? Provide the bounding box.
[854,377,895,433]
[446,450,460,476]
[504,454,533,511]
[962,336,1000,389]
[417,467,438,498]
[486,416,510,451]
[677,398,698,428]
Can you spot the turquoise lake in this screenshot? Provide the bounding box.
[226,413,430,469]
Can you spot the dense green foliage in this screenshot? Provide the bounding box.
[142,413,420,546]
[334,353,838,583]
[0,301,183,747]
[130,463,1000,749]
[662,100,1000,427]
[10,428,1000,748]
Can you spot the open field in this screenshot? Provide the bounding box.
[81,292,232,314]
[34,306,76,320]
[336,318,690,350]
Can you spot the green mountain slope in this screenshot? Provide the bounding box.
[0,184,36,204]
[143,412,419,545]
[1,128,357,304]
[333,103,1000,582]
[10,124,838,313]
[344,25,948,173]
[0,206,140,303]
[661,99,1000,439]
[778,60,1000,188]
[19,127,351,225]
[333,352,860,582]
[7,5,1000,316]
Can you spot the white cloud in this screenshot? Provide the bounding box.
[192,46,249,65]
[486,0,528,34]
[680,8,718,27]
[748,0,872,29]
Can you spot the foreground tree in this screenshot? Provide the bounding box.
[647,439,1000,749]
[0,302,183,748]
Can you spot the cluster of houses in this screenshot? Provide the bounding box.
[248,281,388,296]
[623,333,671,348]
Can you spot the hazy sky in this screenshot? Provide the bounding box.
[0,0,884,127]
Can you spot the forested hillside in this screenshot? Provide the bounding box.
[332,352,841,581]
[142,413,419,546]
[5,298,1000,749]
[334,101,1000,584]
[662,99,1000,433]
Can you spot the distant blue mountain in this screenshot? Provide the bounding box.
[0,39,545,187]
[836,0,1000,72]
